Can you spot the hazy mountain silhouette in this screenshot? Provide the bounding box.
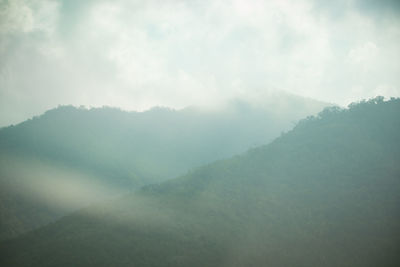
[0,93,328,240]
[1,97,398,267]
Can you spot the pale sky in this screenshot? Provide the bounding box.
[1,0,399,126]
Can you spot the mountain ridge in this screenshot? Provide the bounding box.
[0,94,328,240]
[1,96,398,266]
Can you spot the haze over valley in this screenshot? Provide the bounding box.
[0,0,399,266]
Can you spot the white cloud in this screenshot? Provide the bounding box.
[349,41,378,63]
[0,0,399,126]
[0,0,59,34]
[0,0,34,33]
[373,84,400,98]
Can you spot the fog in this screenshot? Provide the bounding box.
[0,154,123,210]
[0,1,399,266]
[1,0,400,126]
[2,97,398,266]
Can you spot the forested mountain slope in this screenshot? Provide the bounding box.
[1,97,399,267]
[0,94,327,240]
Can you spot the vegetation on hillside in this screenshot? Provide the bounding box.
[0,95,327,240]
[1,97,398,266]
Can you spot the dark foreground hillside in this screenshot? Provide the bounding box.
[1,97,399,267]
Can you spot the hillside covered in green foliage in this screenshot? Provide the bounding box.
[1,97,399,266]
[0,95,327,240]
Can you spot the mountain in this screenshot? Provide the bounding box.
[0,93,328,240]
[1,96,398,267]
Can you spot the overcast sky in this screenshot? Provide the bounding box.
[0,0,399,126]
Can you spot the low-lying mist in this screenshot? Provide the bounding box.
[0,98,399,267]
[0,153,124,240]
